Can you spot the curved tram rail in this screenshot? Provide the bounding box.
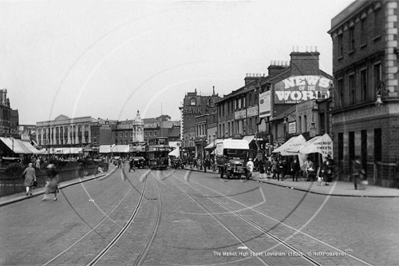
[163,171,373,266]
[87,169,163,266]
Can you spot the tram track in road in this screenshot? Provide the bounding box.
[132,170,163,266]
[177,173,373,266]
[161,174,272,266]
[86,168,158,266]
[43,168,152,266]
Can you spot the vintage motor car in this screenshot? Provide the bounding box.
[215,139,250,179]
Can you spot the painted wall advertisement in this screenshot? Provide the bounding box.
[275,75,332,104]
[259,91,271,118]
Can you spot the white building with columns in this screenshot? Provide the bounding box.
[36,115,95,148]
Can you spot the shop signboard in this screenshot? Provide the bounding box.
[288,122,296,134]
[259,91,271,118]
[247,106,259,117]
[275,75,332,104]
[234,110,246,120]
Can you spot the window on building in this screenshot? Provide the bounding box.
[360,17,367,45]
[125,132,128,137]
[228,122,230,136]
[360,69,368,102]
[150,132,152,136]
[155,131,157,136]
[304,115,307,132]
[338,78,344,107]
[237,98,241,109]
[349,74,356,104]
[190,98,196,105]
[249,93,252,106]
[115,132,118,137]
[338,33,343,58]
[349,26,355,52]
[374,6,382,38]
[242,97,245,108]
[374,63,382,97]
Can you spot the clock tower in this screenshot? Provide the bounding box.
[132,110,144,143]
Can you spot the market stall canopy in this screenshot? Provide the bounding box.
[294,133,333,159]
[272,135,306,156]
[112,145,130,153]
[99,145,112,153]
[168,147,180,157]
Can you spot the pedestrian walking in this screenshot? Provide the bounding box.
[42,164,59,201]
[22,163,36,196]
[258,158,266,179]
[322,155,334,185]
[246,158,254,179]
[271,158,278,179]
[129,159,135,172]
[265,157,272,179]
[290,157,300,182]
[35,157,41,170]
[352,157,365,190]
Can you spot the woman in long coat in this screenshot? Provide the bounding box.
[42,164,59,201]
[22,163,36,196]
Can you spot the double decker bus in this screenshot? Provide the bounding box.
[147,137,171,170]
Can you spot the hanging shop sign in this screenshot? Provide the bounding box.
[275,75,332,104]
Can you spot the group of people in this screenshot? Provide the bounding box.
[22,163,59,201]
[246,154,335,184]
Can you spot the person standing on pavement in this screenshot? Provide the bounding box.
[246,158,254,179]
[271,157,278,179]
[352,157,365,190]
[22,163,36,196]
[42,164,59,201]
[129,159,135,172]
[258,158,266,179]
[290,157,300,182]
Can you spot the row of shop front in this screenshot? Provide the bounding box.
[188,133,332,165]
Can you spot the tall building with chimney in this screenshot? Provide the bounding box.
[328,0,399,187]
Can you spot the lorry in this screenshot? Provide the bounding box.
[215,139,250,179]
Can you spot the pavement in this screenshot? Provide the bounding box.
[2,166,399,207]
[187,167,399,198]
[0,166,117,207]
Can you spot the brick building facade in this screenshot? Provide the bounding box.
[328,0,399,187]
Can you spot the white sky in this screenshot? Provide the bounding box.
[0,0,354,124]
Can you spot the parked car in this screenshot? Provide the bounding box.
[132,156,146,168]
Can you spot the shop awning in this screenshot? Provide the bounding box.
[285,135,322,154]
[272,134,306,156]
[204,140,215,150]
[242,135,255,144]
[294,133,333,159]
[112,145,130,153]
[99,145,112,153]
[20,141,42,154]
[0,137,31,154]
[168,147,180,157]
